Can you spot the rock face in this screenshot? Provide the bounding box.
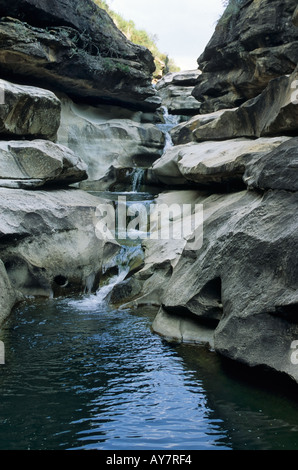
[151,189,298,381]
[192,0,298,113]
[0,0,159,111]
[243,137,298,192]
[0,79,61,141]
[115,0,298,386]
[0,188,120,298]
[150,137,290,188]
[0,140,87,189]
[57,96,165,187]
[190,69,298,143]
[155,70,202,115]
[0,259,21,326]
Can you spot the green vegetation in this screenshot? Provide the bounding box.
[92,0,180,79]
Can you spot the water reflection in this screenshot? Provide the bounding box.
[0,299,298,450]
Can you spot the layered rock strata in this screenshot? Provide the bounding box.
[192,0,298,113]
[0,0,159,111]
[155,70,202,116]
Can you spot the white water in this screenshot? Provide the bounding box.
[68,245,143,311]
[69,106,179,312]
[157,106,180,154]
[131,167,145,192]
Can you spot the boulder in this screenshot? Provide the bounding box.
[192,0,298,113]
[244,137,298,191]
[0,139,88,189]
[192,70,298,142]
[170,109,235,146]
[108,190,208,307]
[151,189,298,383]
[0,6,158,111]
[156,70,202,116]
[57,96,165,187]
[0,78,61,141]
[150,137,290,188]
[0,188,120,297]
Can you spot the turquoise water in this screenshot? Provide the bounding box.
[1,296,298,451]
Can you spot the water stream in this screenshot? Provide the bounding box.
[1,108,298,451]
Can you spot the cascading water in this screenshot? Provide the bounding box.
[131,167,145,192]
[157,106,180,154]
[76,106,179,308]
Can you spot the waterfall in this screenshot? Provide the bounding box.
[156,106,180,154]
[71,106,179,310]
[69,245,144,310]
[131,167,145,192]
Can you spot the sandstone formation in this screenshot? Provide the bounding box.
[0,0,159,111]
[117,0,298,385]
[171,68,298,145]
[243,137,298,192]
[155,70,202,116]
[169,109,234,146]
[192,0,298,113]
[0,188,120,298]
[293,5,298,26]
[149,137,290,188]
[0,139,87,189]
[57,95,165,187]
[0,79,61,141]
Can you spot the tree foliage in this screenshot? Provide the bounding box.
[92,0,180,79]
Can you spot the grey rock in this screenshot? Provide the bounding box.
[152,189,298,382]
[0,139,88,189]
[192,0,298,113]
[0,188,120,297]
[57,96,165,187]
[170,109,235,146]
[0,79,61,141]
[156,70,201,116]
[0,259,21,326]
[192,70,298,142]
[0,15,157,111]
[150,137,289,188]
[293,5,298,26]
[244,137,298,191]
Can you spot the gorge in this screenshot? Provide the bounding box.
[0,0,298,451]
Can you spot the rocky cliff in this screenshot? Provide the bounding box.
[192,0,298,113]
[0,0,298,390]
[0,0,159,111]
[113,1,298,386]
[0,0,163,320]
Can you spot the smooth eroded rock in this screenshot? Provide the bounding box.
[244,137,298,191]
[150,137,290,188]
[0,139,88,189]
[0,259,20,326]
[0,188,120,297]
[0,79,61,140]
[154,189,298,382]
[57,96,165,187]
